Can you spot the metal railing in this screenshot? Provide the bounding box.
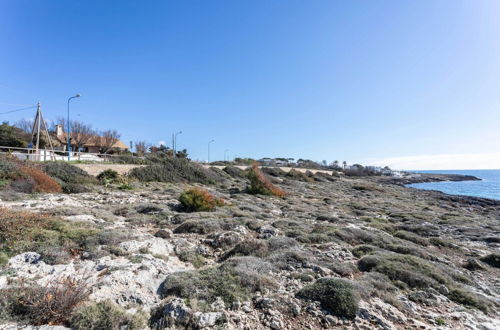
[0,146,140,163]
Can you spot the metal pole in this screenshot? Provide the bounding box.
[174,131,182,156]
[208,139,214,163]
[67,94,81,161]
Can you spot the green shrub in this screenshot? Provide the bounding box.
[118,183,134,190]
[223,166,245,178]
[130,157,222,184]
[296,278,360,319]
[479,253,500,268]
[429,237,455,248]
[351,245,377,258]
[179,187,224,212]
[285,169,314,182]
[394,230,429,246]
[358,253,447,289]
[448,288,491,314]
[178,249,206,268]
[97,169,121,184]
[62,183,92,194]
[0,208,99,264]
[221,239,269,261]
[174,219,222,235]
[0,155,21,180]
[160,258,275,305]
[246,164,285,197]
[70,300,146,330]
[0,252,8,266]
[42,162,96,184]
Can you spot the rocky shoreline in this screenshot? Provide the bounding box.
[0,165,499,329]
[386,172,481,185]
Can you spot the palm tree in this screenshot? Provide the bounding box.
[342,161,347,169]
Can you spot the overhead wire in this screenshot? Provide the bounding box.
[0,105,37,115]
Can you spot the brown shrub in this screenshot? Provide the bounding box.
[1,276,90,325]
[247,164,286,197]
[179,187,224,212]
[20,166,62,193]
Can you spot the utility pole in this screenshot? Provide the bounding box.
[67,94,81,161]
[35,103,41,160]
[174,131,182,156]
[208,139,215,163]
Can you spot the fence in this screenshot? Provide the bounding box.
[0,146,139,163]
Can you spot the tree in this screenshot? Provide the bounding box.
[14,118,34,134]
[342,161,347,169]
[176,149,188,159]
[99,129,121,154]
[134,141,149,156]
[0,121,29,147]
[70,121,95,152]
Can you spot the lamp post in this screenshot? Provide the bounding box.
[224,149,229,162]
[208,139,215,164]
[67,94,81,161]
[174,131,182,155]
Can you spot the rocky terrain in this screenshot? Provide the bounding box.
[0,162,499,330]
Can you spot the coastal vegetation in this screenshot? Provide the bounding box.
[0,154,498,329]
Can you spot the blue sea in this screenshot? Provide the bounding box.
[406,169,500,200]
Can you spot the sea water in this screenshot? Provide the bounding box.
[406,170,500,200]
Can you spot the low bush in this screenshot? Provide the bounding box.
[351,245,378,258]
[174,219,222,235]
[97,169,121,185]
[0,276,90,325]
[62,183,92,194]
[160,257,275,305]
[0,252,8,266]
[111,154,147,165]
[223,166,246,178]
[479,253,500,268]
[130,157,223,184]
[0,155,22,179]
[448,288,491,314]
[70,300,146,330]
[19,166,62,193]
[246,164,285,197]
[394,230,429,246]
[0,208,99,264]
[358,253,447,289]
[221,239,269,260]
[179,187,224,212]
[296,278,360,319]
[285,169,314,182]
[177,249,206,268]
[41,162,96,185]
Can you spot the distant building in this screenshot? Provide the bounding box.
[53,124,128,153]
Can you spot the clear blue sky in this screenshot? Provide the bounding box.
[1,0,499,168]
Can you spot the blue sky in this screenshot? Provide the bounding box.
[1,1,499,169]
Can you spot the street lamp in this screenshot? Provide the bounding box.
[174,131,182,155]
[67,93,81,161]
[224,149,229,162]
[208,139,215,163]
